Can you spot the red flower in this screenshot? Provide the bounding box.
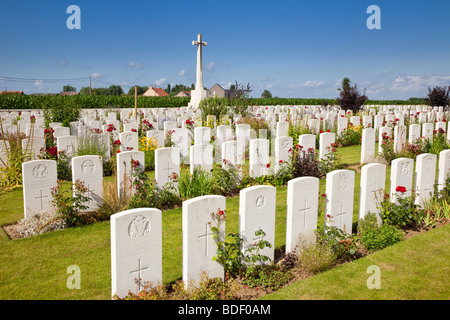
[47,147,57,155]
[114,139,121,145]
[266,163,270,168]
[132,159,140,168]
[131,128,137,132]
[279,160,283,163]
[327,129,330,132]
[320,130,324,133]
[396,186,407,193]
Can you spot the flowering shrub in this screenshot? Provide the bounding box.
[336,123,363,147]
[127,159,181,210]
[139,136,157,171]
[379,186,425,229]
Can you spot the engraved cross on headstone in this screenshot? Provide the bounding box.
[35,189,48,210]
[198,223,213,256]
[298,199,312,227]
[130,258,149,291]
[335,204,348,230]
[164,162,174,176]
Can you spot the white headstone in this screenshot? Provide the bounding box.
[275,136,293,173]
[249,139,270,178]
[57,135,78,161]
[221,140,238,169]
[350,116,360,127]
[182,195,226,288]
[111,208,162,298]
[276,121,289,137]
[337,116,348,136]
[390,157,414,204]
[286,177,319,252]
[359,163,386,224]
[116,151,145,199]
[22,138,45,160]
[239,185,276,263]
[415,153,437,208]
[189,144,213,174]
[361,128,376,164]
[378,126,393,154]
[52,126,70,139]
[409,124,421,145]
[422,122,434,141]
[393,124,407,154]
[298,134,316,156]
[120,131,139,152]
[171,128,191,162]
[22,160,57,218]
[438,149,450,192]
[319,132,335,161]
[194,126,211,145]
[325,169,355,234]
[71,155,103,212]
[146,129,164,149]
[154,147,180,191]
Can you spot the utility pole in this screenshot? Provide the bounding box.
[89,76,92,95]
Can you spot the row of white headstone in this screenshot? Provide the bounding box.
[109,149,450,298]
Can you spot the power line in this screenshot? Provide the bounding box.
[0,75,90,83]
[0,75,135,89]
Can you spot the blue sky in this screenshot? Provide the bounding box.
[1,0,450,99]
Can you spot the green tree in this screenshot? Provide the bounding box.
[108,85,124,96]
[79,87,91,95]
[63,85,76,92]
[92,87,109,95]
[261,89,272,98]
[127,86,147,96]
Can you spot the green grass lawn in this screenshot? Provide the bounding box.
[0,144,448,300]
[261,223,450,300]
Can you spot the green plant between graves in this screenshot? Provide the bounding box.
[209,208,293,291]
[357,212,404,252]
[128,158,181,210]
[379,186,426,230]
[178,167,213,200]
[50,179,92,227]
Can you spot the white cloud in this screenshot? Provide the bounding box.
[177,69,186,76]
[288,80,326,89]
[206,61,216,71]
[128,61,143,70]
[91,72,103,79]
[34,80,43,86]
[363,81,385,96]
[390,75,450,92]
[154,78,167,86]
